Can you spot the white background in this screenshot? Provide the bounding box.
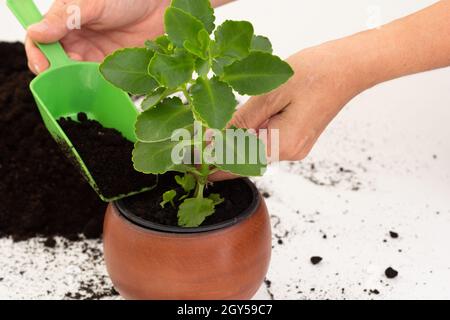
[1,0,449,300]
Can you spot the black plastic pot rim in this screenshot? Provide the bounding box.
[113,178,260,234]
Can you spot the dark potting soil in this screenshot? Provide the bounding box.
[389,231,399,239]
[385,267,399,279]
[120,176,254,227]
[0,42,106,241]
[310,256,323,265]
[58,113,157,199]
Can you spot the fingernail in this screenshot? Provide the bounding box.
[34,64,41,74]
[68,52,82,61]
[28,21,49,33]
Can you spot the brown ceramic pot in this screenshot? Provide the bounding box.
[103,179,271,300]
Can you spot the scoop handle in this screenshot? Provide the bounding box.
[7,0,72,69]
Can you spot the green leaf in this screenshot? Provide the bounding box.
[141,87,168,111]
[148,50,195,88]
[191,77,237,130]
[145,36,173,54]
[195,58,210,77]
[171,0,215,33]
[155,35,172,49]
[136,97,194,142]
[211,56,234,76]
[165,7,206,48]
[145,40,162,53]
[172,164,192,174]
[213,20,254,59]
[178,198,215,227]
[184,29,210,60]
[133,140,182,174]
[175,174,196,192]
[160,190,177,208]
[251,35,273,53]
[208,193,225,206]
[221,52,294,95]
[100,48,158,95]
[213,129,267,176]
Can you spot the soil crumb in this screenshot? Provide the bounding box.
[262,192,271,199]
[310,256,323,265]
[385,267,399,279]
[389,231,399,239]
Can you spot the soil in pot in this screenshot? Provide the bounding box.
[0,42,106,241]
[58,113,157,199]
[119,176,255,228]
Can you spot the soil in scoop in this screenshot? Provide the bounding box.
[120,176,254,227]
[0,42,106,241]
[58,113,157,199]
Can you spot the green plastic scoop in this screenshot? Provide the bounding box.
[7,0,156,202]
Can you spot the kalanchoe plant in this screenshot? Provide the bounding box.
[100,0,293,227]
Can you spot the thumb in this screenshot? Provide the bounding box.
[265,108,311,161]
[231,91,288,131]
[27,0,84,43]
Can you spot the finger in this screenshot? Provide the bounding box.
[67,51,83,61]
[266,109,311,161]
[27,2,70,43]
[231,89,290,130]
[25,36,49,74]
[83,46,109,62]
[210,110,307,180]
[27,0,91,43]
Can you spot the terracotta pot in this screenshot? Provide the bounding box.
[103,179,271,300]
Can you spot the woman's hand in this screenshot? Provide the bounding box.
[26,0,170,74]
[212,0,450,181]
[25,0,236,74]
[210,42,367,181]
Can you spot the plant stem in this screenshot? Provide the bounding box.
[182,85,193,107]
[199,125,210,177]
[196,182,205,199]
[181,84,210,200]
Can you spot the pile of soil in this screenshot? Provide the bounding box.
[0,42,251,240]
[58,113,157,199]
[120,177,254,227]
[0,42,106,241]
